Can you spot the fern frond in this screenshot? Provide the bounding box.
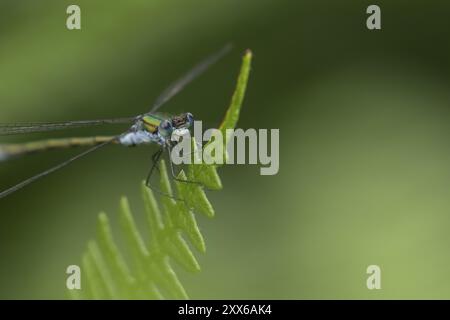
[70,49,253,300]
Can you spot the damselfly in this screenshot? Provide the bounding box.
[0,45,232,199]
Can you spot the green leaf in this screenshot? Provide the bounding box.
[220,49,252,134]
[70,49,252,299]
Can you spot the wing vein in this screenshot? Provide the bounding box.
[0,117,135,136]
[149,44,232,113]
[0,136,119,199]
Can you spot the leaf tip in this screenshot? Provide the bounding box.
[98,212,108,225]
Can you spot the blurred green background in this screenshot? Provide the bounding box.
[1,0,450,299]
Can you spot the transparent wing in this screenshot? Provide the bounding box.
[0,136,119,199]
[149,44,232,113]
[0,117,135,136]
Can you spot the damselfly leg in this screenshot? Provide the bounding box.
[166,146,204,186]
[145,143,208,203]
[146,149,163,187]
[145,147,186,202]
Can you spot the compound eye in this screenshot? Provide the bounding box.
[161,120,171,129]
[159,120,173,137]
[186,113,194,128]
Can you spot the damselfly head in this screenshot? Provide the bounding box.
[169,113,193,143]
[172,113,194,130]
